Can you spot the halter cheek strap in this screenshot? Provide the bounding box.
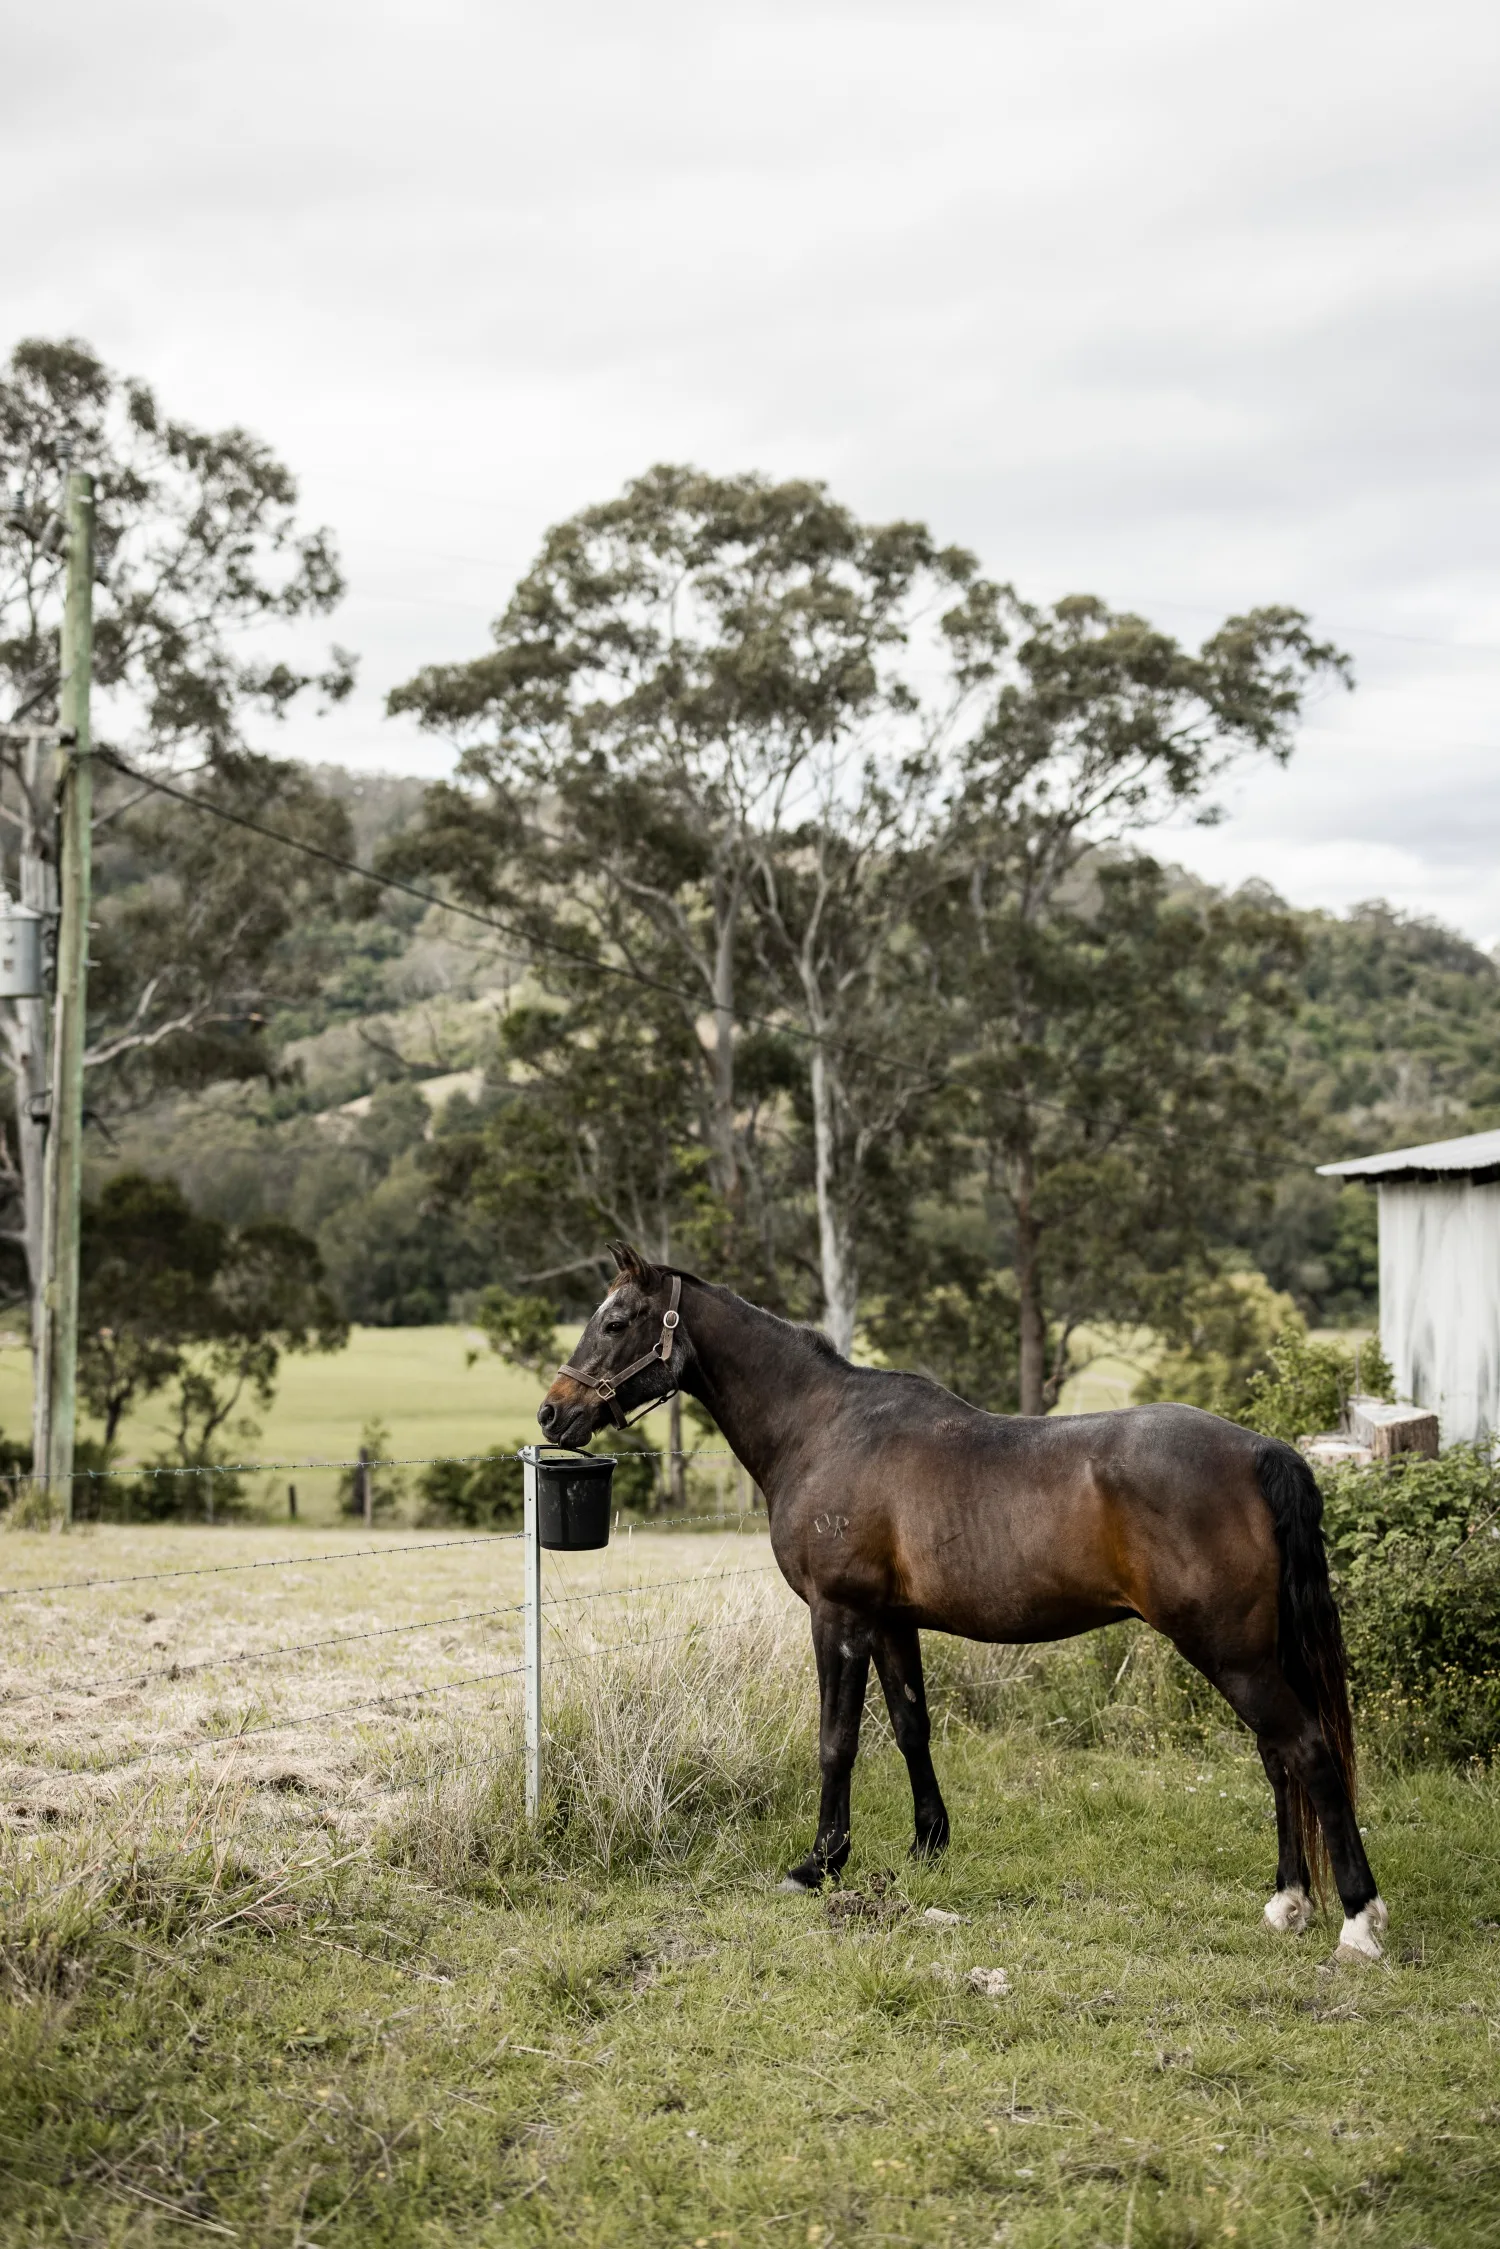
[557,1274,683,1429]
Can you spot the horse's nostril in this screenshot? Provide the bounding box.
[537,1400,557,1431]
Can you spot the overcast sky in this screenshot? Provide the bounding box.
[7,0,1499,939]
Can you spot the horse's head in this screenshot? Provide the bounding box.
[537,1242,684,1448]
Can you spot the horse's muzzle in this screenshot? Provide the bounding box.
[537,1376,597,1449]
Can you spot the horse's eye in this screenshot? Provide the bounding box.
[602,1315,629,1336]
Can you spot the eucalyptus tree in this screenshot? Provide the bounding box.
[423,978,726,1497]
[0,336,355,1354]
[928,589,1350,1413]
[388,465,971,1288]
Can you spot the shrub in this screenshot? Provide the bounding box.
[415,1447,523,1528]
[602,1430,661,1514]
[1239,1326,1394,1442]
[335,1418,407,1521]
[1322,1446,1500,1765]
[1138,1269,1301,1419]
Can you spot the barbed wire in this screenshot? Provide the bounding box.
[0,1533,521,1604]
[62,1661,534,1777]
[0,1507,764,1603]
[11,1561,791,1783]
[4,1446,746,1487]
[6,1601,530,1704]
[6,1564,778,1704]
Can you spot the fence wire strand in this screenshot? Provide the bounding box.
[2,1508,762,1603]
[8,1565,779,1706]
[2,1453,787,1793]
[0,1533,522,1604]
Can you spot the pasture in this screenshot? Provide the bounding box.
[3,1522,1499,2246]
[0,1328,563,1522]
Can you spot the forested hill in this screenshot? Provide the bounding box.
[96,763,1500,1336]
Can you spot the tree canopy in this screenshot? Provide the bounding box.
[0,337,359,1355]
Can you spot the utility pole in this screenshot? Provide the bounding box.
[37,469,94,1522]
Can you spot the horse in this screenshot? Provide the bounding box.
[538,1243,1388,1958]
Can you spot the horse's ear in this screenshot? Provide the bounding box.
[607,1240,663,1291]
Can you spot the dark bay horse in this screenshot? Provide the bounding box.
[539,1245,1388,1958]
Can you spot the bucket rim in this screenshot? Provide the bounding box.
[518,1443,618,1468]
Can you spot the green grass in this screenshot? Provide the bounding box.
[4,1740,1499,2246]
[2,1520,1498,2247]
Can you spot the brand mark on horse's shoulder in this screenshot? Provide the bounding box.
[812,1511,850,1539]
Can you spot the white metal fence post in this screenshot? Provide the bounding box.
[521,1446,541,1819]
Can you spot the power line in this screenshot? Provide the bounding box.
[94,746,1299,1167]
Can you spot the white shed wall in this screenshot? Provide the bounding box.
[1378,1178,1500,1442]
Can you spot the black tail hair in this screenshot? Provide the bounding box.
[1254,1438,1357,1902]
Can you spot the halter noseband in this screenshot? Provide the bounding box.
[557,1273,683,1429]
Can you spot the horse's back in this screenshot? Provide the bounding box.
[780,1382,1277,1644]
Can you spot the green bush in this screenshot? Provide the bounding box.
[1239,1325,1394,1442]
[1138,1269,1301,1419]
[416,1447,524,1529]
[1321,1446,1500,1765]
[336,1417,406,1520]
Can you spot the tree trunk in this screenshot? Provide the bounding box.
[810,1040,858,1357]
[708,871,741,1205]
[668,1390,686,1508]
[1014,1142,1046,1416]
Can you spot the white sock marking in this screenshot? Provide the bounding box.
[1336,1896,1388,1960]
[1263,1885,1313,1934]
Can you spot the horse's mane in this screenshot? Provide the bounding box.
[652,1263,847,1366]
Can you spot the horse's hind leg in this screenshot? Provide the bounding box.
[1257,1739,1313,1933]
[871,1621,949,1859]
[782,1601,872,1892]
[1213,1657,1383,1953]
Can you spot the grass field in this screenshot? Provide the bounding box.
[3,1521,1499,2246]
[0,1327,735,1524]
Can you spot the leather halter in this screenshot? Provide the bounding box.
[557,1273,683,1429]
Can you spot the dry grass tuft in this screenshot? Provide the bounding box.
[385,1575,813,1884]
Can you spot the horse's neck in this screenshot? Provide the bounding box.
[679,1278,838,1498]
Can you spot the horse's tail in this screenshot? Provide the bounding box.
[1254,1437,1356,1900]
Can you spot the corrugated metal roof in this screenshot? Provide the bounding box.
[1318,1128,1500,1182]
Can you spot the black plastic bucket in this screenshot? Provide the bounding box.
[531,1449,615,1551]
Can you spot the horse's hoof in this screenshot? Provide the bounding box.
[1335,1896,1388,1962]
[1263,1885,1313,1934]
[779,1869,822,1894]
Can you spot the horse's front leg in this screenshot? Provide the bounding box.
[782,1600,872,1891]
[872,1620,949,1859]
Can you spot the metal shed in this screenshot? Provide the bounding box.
[1318,1128,1500,1444]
